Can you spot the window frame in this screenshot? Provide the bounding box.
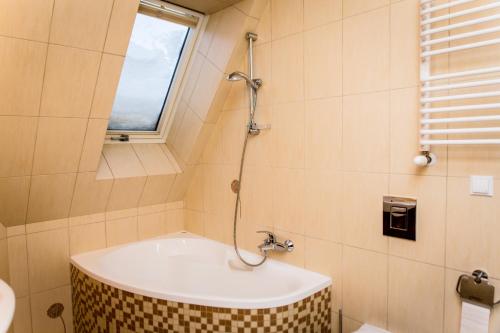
[106,0,206,143]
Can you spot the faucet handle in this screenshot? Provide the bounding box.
[256,230,275,242]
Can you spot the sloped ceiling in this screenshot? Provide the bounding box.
[166,0,242,14]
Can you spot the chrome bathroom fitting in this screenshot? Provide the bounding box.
[257,231,294,254]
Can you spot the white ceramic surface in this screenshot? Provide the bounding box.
[71,232,331,309]
[0,279,15,333]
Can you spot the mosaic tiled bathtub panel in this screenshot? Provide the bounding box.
[71,265,332,333]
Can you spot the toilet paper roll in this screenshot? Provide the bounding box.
[460,301,490,333]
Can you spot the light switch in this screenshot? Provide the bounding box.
[470,176,494,197]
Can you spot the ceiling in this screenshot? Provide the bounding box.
[166,0,242,14]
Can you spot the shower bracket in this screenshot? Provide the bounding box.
[248,121,271,135]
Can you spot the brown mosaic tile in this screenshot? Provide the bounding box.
[71,265,331,332]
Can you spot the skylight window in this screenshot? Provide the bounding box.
[107,0,203,140]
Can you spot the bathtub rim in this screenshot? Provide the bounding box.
[70,231,332,309]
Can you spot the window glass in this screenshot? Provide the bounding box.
[108,13,189,132]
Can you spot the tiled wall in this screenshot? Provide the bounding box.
[185,0,500,332]
[0,0,140,228]
[7,201,184,333]
[0,0,269,232]
[0,1,271,332]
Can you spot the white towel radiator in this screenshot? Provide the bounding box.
[416,0,500,166]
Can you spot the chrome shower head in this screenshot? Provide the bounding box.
[226,71,262,90]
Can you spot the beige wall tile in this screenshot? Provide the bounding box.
[0,177,30,227]
[32,117,87,175]
[171,109,204,164]
[388,257,444,333]
[217,111,244,165]
[0,238,7,282]
[342,7,389,94]
[271,33,303,104]
[343,0,388,17]
[342,316,363,333]
[446,177,500,277]
[233,0,269,19]
[0,37,46,116]
[185,210,204,235]
[104,0,140,55]
[0,116,38,177]
[305,98,342,170]
[30,286,73,333]
[342,172,389,253]
[305,169,342,243]
[448,145,500,178]
[69,213,105,227]
[96,155,113,180]
[342,92,390,173]
[188,59,223,121]
[90,54,125,119]
[179,52,204,106]
[305,238,342,312]
[50,0,114,51]
[27,173,76,223]
[167,165,196,202]
[106,177,147,211]
[79,119,109,172]
[105,207,137,221]
[27,228,69,293]
[198,12,220,57]
[138,204,166,216]
[102,144,147,178]
[0,0,54,42]
[271,0,303,40]
[70,172,113,217]
[7,225,26,238]
[271,102,305,168]
[304,0,341,30]
[390,0,419,89]
[390,87,447,176]
[165,209,184,233]
[106,216,138,246]
[133,144,176,176]
[11,296,32,333]
[342,246,388,328]
[138,212,166,240]
[69,221,106,255]
[26,218,67,234]
[272,168,305,234]
[304,22,342,100]
[7,235,29,297]
[254,2,271,45]
[238,165,273,231]
[40,45,101,118]
[389,175,446,265]
[139,175,176,207]
[206,6,247,72]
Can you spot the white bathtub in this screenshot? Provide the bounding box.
[70,232,331,309]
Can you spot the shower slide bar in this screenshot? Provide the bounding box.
[415,0,500,166]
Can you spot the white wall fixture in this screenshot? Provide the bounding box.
[415,0,500,166]
[470,175,494,197]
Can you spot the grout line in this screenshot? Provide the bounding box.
[23,1,58,329]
